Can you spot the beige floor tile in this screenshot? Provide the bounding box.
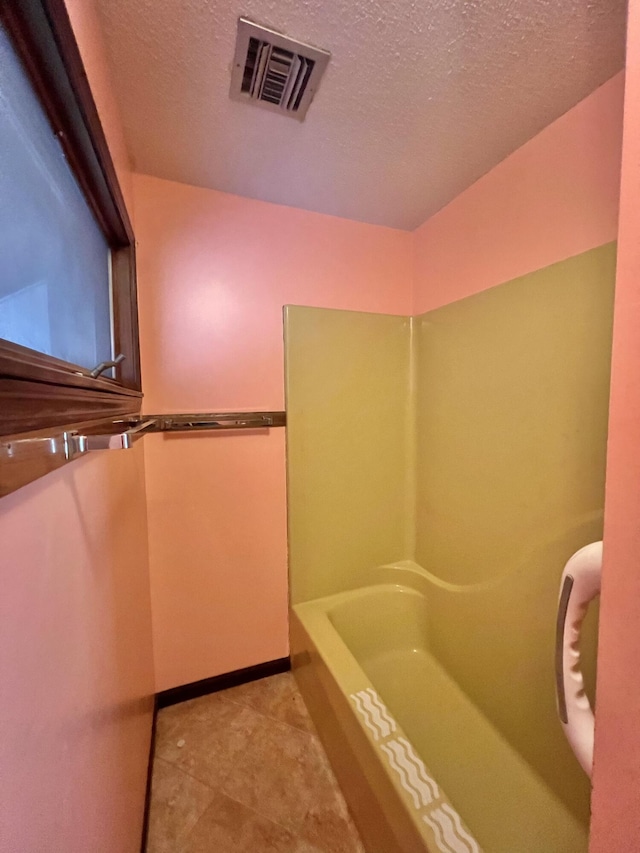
[294,736,365,852]
[155,693,239,755]
[222,672,316,734]
[182,789,305,853]
[155,699,203,753]
[147,676,365,853]
[157,695,264,789]
[146,758,216,853]
[221,714,326,829]
[298,796,366,853]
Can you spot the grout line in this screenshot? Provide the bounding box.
[153,710,318,782]
[150,755,219,793]
[222,786,307,837]
[154,726,310,838]
[216,689,319,738]
[149,702,364,853]
[157,703,290,791]
[150,682,352,837]
[216,772,364,849]
[178,781,312,851]
[218,725,336,835]
[155,725,263,793]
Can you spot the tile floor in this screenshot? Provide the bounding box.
[147,672,366,852]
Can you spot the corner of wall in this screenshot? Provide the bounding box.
[410,72,624,315]
[404,314,418,560]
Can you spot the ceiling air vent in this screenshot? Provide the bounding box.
[230,18,330,121]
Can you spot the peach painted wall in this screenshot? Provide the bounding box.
[0,447,153,853]
[590,2,640,849]
[413,72,624,313]
[0,4,154,852]
[133,173,412,691]
[134,174,412,413]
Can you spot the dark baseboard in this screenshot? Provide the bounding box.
[156,657,291,710]
[140,696,158,853]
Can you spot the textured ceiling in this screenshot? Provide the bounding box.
[95,0,627,230]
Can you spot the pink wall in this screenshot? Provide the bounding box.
[0,4,154,852]
[144,430,289,692]
[413,73,624,314]
[133,173,412,691]
[0,448,153,853]
[134,175,412,414]
[590,3,640,849]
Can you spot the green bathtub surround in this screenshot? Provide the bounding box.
[414,243,615,822]
[414,244,615,588]
[284,306,413,605]
[285,242,616,846]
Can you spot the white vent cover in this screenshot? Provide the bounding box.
[230,18,330,121]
